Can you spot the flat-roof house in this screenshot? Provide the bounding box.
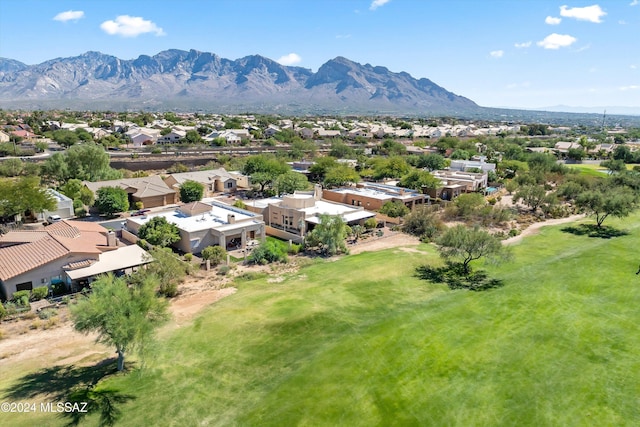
[322,183,428,211]
[0,220,150,300]
[244,187,376,243]
[449,159,496,173]
[163,168,250,197]
[431,170,488,192]
[126,201,265,253]
[84,176,178,209]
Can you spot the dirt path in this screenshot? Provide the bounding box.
[502,214,585,245]
[0,280,237,373]
[349,230,421,255]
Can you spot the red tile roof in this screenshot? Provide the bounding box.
[0,235,69,281]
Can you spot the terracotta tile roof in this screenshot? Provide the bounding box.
[83,176,175,198]
[0,220,109,280]
[0,235,69,280]
[0,231,49,245]
[63,259,96,270]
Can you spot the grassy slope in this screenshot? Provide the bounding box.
[5,213,640,426]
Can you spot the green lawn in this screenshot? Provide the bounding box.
[565,163,609,176]
[4,213,640,426]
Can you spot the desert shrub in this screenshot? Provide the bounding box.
[402,207,445,242]
[288,243,301,255]
[151,147,162,154]
[234,272,268,282]
[249,240,288,265]
[75,207,87,217]
[184,253,193,262]
[3,302,18,316]
[12,290,31,307]
[508,228,520,237]
[364,217,378,230]
[217,265,231,276]
[30,286,49,301]
[201,245,227,266]
[233,199,247,209]
[73,198,84,209]
[38,308,58,320]
[0,303,6,320]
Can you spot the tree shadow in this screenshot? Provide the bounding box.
[3,358,135,426]
[561,224,629,239]
[415,263,504,291]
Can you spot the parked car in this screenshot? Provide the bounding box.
[47,214,62,223]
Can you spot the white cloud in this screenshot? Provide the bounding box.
[545,16,562,25]
[620,85,640,91]
[630,0,639,6]
[490,50,504,58]
[514,41,532,48]
[559,5,607,23]
[537,33,577,49]
[336,34,352,39]
[53,10,84,22]
[100,15,165,37]
[507,81,531,89]
[631,64,638,69]
[277,53,302,66]
[370,0,391,11]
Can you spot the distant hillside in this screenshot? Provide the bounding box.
[0,50,478,115]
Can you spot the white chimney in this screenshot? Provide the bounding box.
[107,230,117,247]
[227,214,236,224]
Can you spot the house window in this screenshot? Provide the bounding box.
[16,281,33,292]
[226,182,233,188]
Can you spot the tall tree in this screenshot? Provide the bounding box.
[437,225,506,274]
[138,216,181,247]
[304,214,349,256]
[274,171,310,196]
[94,186,129,217]
[179,180,204,203]
[70,273,169,371]
[0,176,55,220]
[576,187,636,227]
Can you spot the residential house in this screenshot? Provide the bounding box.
[322,183,428,211]
[431,170,488,192]
[554,141,583,154]
[158,130,186,144]
[244,187,375,243]
[84,175,178,209]
[0,220,150,300]
[126,201,265,253]
[263,124,281,138]
[163,168,251,197]
[449,159,497,173]
[0,130,10,143]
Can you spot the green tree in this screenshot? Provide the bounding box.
[576,187,636,227]
[43,143,122,183]
[304,214,349,256]
[437,225,506,274]
[242,155,289,193]
[94,186,129,217]
[398,170,440,191]
[274,171,309,196]
[201,245,227,266]
[138,216,181,247]
[402,206,445,242]
[0,176,55,220]
[51,129,79,148]
[179,180,204,203]
[70,273,169,371]
[249,240,288,264]
[453,193,486,218]
[416,153,446,171]
[308,157,338,182]
[134,247,189,297]
[184,130,202,144]
[379,201,410,218]
[513,185,547,212]
[372,156,410,180]
[324,164,360,188]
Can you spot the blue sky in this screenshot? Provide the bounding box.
[0,0,638,110]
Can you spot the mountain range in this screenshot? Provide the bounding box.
[0,49,479,115]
